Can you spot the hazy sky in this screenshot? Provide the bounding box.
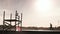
[0,0,60,27]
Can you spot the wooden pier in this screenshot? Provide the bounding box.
[2,10,22,31]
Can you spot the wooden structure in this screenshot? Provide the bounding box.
[3,11,22,31]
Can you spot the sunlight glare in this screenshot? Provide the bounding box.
[35,0,52,14]
[35,0,52,16]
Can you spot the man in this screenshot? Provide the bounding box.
[50,23,52,30]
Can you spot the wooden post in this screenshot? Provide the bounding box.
[10,13,12,31]
[18,16,20,31]
[15,10,18,31]
[21,13,22,31]
[3,11,5,31]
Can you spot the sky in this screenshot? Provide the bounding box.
[0,0,60,27]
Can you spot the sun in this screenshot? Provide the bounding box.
[35,0,52,13]
[34,0,53,17]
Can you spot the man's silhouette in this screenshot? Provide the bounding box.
[50,23,52,30]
